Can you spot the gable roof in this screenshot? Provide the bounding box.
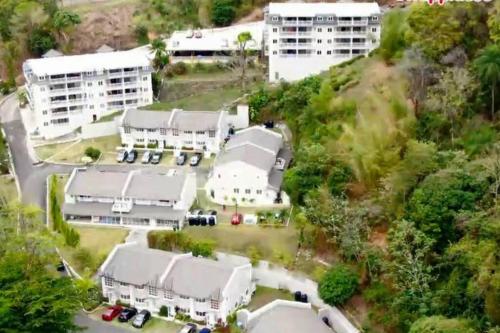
[102,245,177,286]
[66,168,128,197]
[164,256,236,300]
[246,301,332,333]
[225,127,282,154]
[169,110,222,131]
[125,171,187,201]
[215,144,277,172]
[122,109,172,129]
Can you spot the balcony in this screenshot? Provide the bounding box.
[108,94,124,100]
[107,82,123,88]
[49,77,67,83]
[123,81,138,87]
[122,70,139,77]
[51,111,69,117]
[67,87,83,92]
[108,71,124,78]
[334,53,351,58]
[66,76,82,82]
[49,88,67,95]
[296,42,313,48]
[279,43,297,48]
[334,43,352,47]
[352,42,368,47]
[280,30,297,36]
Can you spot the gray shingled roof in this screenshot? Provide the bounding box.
[66,169,128,197]
[215,144,277,172]
[126,171,187,201]
[164,256,236,300]
[247,303,332,333]
[226,127,282,154]
[122,109,171,129]
[62,202,187,221]
[170,110,221,131]
[102,245,176,286]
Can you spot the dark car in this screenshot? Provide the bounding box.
[151,151,162,164]
[102,305,123,321]
[176,152,187,165]
[118,307,137,323]
[200,216,207,226]
[179,323,197,333]
[208,216,216,226]
[132,309,151,328]
[264,120,274,128]
[116,150,128,163]
[199,328,212,333]
[126,150,138,163]
[56,261,65,272]
[294,291,308,303]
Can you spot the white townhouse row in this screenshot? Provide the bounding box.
[237,299,333,333]
[265,2,381,82]
[205,126,291,206]
[62,167,196,230]
[23,50,153,139]
[119,106,249,155]
[100,243,254,327]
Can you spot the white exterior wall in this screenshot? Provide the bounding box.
[206,161,278,206]
[176,173,197,211]
[24,65,153,139]
[266,6,381,82]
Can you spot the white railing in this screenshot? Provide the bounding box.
[123,81,138,87]
[296,42,313,47]
[297,31,312,36]
[297,53,313,57]
[51,111,69,116]
[280,31,297,36]
[122,70,139,77]
[49,89,66,95]
[67,87,83,92]
[108,71,123,78]
[283,20,298,26]
[107,82,123,87]
[66,76,82,82]
[49,77,66,83]
[352,42,367,47]
[279,43,297,48]
[296,20,313,26]
[335,43,352,47]
[334,53,351,58]
[107,94,124,100]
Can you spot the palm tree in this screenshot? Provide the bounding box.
[474,44,500,119]
[150,38,168,72]
[236,31,253,91]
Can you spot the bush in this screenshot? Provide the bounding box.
[170,62,188,76]
[246,246,262,266]
[134,24,149,45]
[318,265,359,306]
[190,239,215,257]
[84,147,101,160]
[73,247,94,271]
[159,305,169,317]
[211,0,236,26]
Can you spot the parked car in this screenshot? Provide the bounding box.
[126,150,138,163]
[178,323,197,333]
[231,213,243,225]
[294,291,308,303]
[141,151,152,164]
[189,153,202,166]
[132,309,151,328]
[264,120,274,128]
[118,307,137,323]
[151,151,162,164]
[200,216,207,226]
[101,305,123,321]
[176,152,187,165]
[56,261,65,272]
[208,215,216,226]
[199,328,212,333]
[116,150,128,163]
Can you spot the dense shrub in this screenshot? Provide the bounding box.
[84,147,101,160]
[318,265,359,306]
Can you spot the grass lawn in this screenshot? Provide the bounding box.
[59,225,128,276]
[184,223,298,262]
[89,309,182,333]
[36,135,121,163]
[146,86,249,111]
[0,175,18,203]
[247,286,293,311]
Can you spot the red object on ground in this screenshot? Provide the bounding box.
[101,305,123,321]
[231,213,243,225]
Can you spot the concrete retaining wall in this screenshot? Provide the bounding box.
[81,118,119,139]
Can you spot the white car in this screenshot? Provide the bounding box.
[141,150,152,164]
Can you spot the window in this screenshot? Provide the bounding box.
[327,39,332,44]
[148,286,158,296]
[245,189,251,194]
[273,51,277,55]
[317,39,322,44]
[50,118,69,125]
[195,311,207,316]
[233,188,239,194]
[87,82,92,87]
[317,28,322,32]
[160,127,167,135]
[180,295,189,299]
[272,16,278,21]
[120,282,129,286]
[104,277,113,287]
[195,298,206,302]
[164,290,174,299]
[43,122,48,126]
[98,81,103,86]
[143,76,148,81]
[40,87,45,91]
[42,110,47,115]
[208,130,216,138]
[172,128,179,136]
[317,17,323,21]
[317,51,322,55]
[273,28,277,32]
[273,39,277,44]
[371,27,377,33]
[196,130,205,135]
[136,285,144,290]
[121,294,130,300]
[327,28,333,32]
[184,130,192,134]
[327,16,334,21]
[256,189,262,195]
[99,92,104,97]
[327,50,332,55]
[210,300,219,309]
[89,105,94,109]
[135,298,146,303]
[372,16,378,21]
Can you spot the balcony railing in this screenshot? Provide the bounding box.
[122,70,139,77]
[123,81,138,87]
[296,42,313,48]
[107,94,124,100]
[108,71,124,78]
[66,76,82,82]
[49,88,66,95]
[334,42,352,47]
[352,42,368,47]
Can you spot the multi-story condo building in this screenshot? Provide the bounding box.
[120,106,249,155]
[265,2,381,82]
[205,126,291,206]
[62,167,196,230]
[100,243,254,327]
[22,50,153,139]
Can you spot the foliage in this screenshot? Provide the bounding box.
[409,316,476,333]
[380,9,407,62]
[318,265,359,306]
[84,146,101,160]
[246,245,261,266]
[27,27,56,57]
[148,231,215,257]
[159,305,169,317]
[0,126,10,174]
[49,175,80,247]
[211,0,236,27]
[473,44,500,119]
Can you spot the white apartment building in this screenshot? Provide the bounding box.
[265,2,381,82]
[205,126,291,206]
[120,106,249,155]
[23,50,153,139]
[100,243,254,327]
[63,167,196,230]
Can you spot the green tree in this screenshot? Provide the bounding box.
[380,9,407,62]
[488,1,500,43]
[473,44,500,119]
[149,38,169,100]
[318,265,359,306]
[11,1,48,39]
[1,40,20,86]
[211,0,236,27]
[28,27,56,57]
[235,31,252,91]
[409,316,476,333]
[51,9,81,50]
